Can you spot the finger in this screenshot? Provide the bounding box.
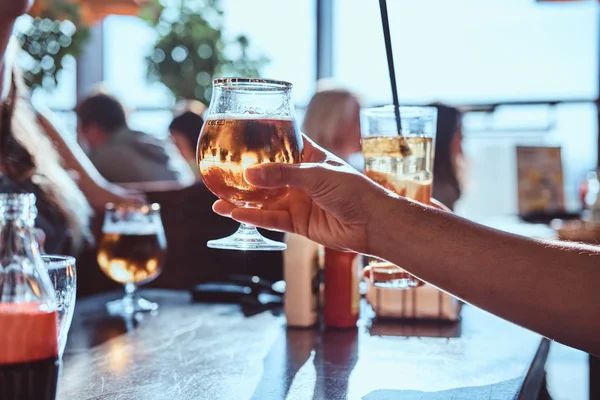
[213,200,236,217]
[245,163,328,191]
[230,208,293,233]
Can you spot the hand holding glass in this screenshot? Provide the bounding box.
[197,78,303,251]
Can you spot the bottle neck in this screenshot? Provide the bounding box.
[0,195,53,306]
[0,193,37,228]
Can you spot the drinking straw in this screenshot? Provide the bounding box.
[378,0,411,155]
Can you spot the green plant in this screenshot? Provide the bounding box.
[15,0,90,90]
[141,0,269,104]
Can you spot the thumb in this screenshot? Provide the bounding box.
[245,163,328,192]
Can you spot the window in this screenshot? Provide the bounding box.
[221,0,316,106]
[334,0,598,220]
[333,0,597,104]
[103,15,175,136]
[101,1,316,135]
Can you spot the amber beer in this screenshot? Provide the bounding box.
[198,117,303,208]
[98,231,166,284]
[362,136,433,201]
[363,136,434,288]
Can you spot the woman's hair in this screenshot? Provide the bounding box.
[1,41,91,249]
[432,104,464,208]
[302,88,361,155]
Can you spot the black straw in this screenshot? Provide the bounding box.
[378,0,402,134]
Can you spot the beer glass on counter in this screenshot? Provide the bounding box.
[98,203,167,315]
[197,78,303,251]
[362,106,437,288]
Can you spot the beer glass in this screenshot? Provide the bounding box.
[197,78,303,251]
[42,255,76,358]
[98,203,167,315]
[362,106,437,288]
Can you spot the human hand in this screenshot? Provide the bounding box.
[213,134,398,254]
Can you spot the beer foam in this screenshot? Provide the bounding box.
[207,114,294,121]
[102,224,160,235]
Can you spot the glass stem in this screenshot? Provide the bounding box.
[124,282,137,305]
[237,223,259,236]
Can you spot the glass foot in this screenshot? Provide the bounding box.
[207,223,286,251]
[106,296,159,316]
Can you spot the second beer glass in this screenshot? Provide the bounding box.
[98,203,166,315]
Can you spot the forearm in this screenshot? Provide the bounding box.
[373,195,600,355]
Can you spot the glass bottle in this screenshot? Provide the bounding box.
[0,193,60,400]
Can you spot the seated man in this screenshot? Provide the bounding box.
[76,93,195,184]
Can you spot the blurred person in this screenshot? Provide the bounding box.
[76,92,195,185]
[431,104,465,211]
[35,104,145,209]
[169,110,204,176]
[302,88,362,167]
[0,9,91,253]
[4,37,143,212]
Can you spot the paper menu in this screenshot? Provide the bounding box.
[516,146,565,215]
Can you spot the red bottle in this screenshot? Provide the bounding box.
[323,248,361,328]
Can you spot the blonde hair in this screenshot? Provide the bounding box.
[302,88,361,154]
[4,39,91,250]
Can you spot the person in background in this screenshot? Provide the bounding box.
[35,104,145,210]
[169,109,205,177]
[302,88,362,169]
[76,92,195,185]
[0,17,91,253]
[5,37,142,208]
[432,104,465,211]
